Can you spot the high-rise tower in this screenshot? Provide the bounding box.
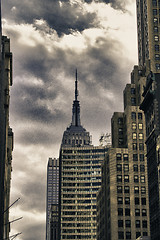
[97,66,150,240]
[136,0,160,72]
[0,2,13,238]
[46,158,59,240]
[59,72,108,240]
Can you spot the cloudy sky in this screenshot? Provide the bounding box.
[2,0,138,239]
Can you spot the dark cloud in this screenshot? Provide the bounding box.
[3,0,100,36]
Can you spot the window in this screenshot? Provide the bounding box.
[155,35,159,41]
[126,232,131,239]
[140,165,145,172]
[117,175,122,182]
[117,197,123,204]
[132,133,137,140]
[124,175,129,182]
[125,197,130,205]
[136,220,141,228]
[125,220,131,228]
[118,220,123,228]
[117,164,122,171]
[154,17,158,23]
[124,164,129,172]
[142,220,147,228]
[131,88,135,94]
[132,123,136,130]
[117,186,122,193]
[118,231,124,239]
[133,164,138,172]
[138,113,142,119]
[152,0,157,6]
[116,154,122,160]
[140,176,145,183]
[125,208,130,216]
[123,154,129,161]
[141,198,146,205]
[155,54,160,60]
[124,186,130,193]
[140,154,144,161]
[135,197,140,205]
[139,143,144,150]
[131,112,136,120]
[133,154,138,161]
[134,186,139,194]
[135,209,140,216]
[141,187,146,194]
[134,175,139,183]
[153,9,158,15]
[155,44,159,51]
[138,123,143,130]
[139,133,143,140]
[154,26,158,32]
[136,232,141,239]
[118,118,123,124]
[156,63,160,70]
[131,97,136,105]
[133,143,137,150]
[143,232,148,236]
[118,208,123,216]
[142,209,147,216]
[119,128,123,135]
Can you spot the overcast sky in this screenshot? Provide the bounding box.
[2,0,138,239]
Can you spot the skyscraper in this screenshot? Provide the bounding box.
[46,158,59,240]
[136,1,160,239]
[97,66,150,240]
[0,1,13,237]
[136,0,160,72]
[59,72,108,240]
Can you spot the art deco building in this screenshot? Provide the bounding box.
[97,66,150,240]
[136,0,160,72]
[46,158,59,240]
[59,73,108,240]
[0,6,13,238]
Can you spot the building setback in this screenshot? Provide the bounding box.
[46,158,59,240]
[59,72,108,240]
[97,66,150,240]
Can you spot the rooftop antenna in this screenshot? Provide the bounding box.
[75,69,78,101]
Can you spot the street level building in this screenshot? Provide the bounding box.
[46,158,59,240]
[97,66,150,240]
[59,72,109,240]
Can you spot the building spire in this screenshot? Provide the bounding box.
[72,69,80,126]
[75,69,78,101]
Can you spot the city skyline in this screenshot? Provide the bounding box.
[2,0,138,239]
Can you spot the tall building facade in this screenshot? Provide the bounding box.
[136,1,160,239]
[136,0,160,72]
[97,66,150,240]
[46,158,59,240]
[59,73,108,240]
[0,6,13,238]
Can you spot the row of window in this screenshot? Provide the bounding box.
[117,175,145,183]
[116,154,128,161]
[131,112,143,120]
[118,230,148,240]
[132,132,144,140]
[118,197,146,205]
[152,0,160,7]
[118,207,147,216]
[133,143,144,150]
[132,122,143,130]
[117,164,145,172]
